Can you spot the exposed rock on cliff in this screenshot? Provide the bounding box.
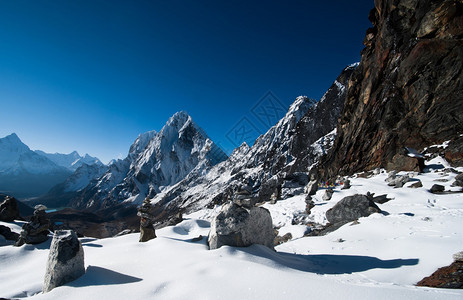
[320,0,463,178]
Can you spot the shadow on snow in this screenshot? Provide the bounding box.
[239,245,419,275]
[68,266,142,287]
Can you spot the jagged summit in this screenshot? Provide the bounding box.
[70,111,228,210]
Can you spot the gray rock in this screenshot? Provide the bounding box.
[43,230,85,293]
[386,173,410,188]
[452,173,463,187]
[208,202,274,250]
[430,184,445,193]
[274,232,292,246]
[305,179,318,196]
[326,194,381,225]
[341,179,351,190]
[372,194,392,204]
[0,196,20,222]
[322,189,334,201]
[408,180,423,188]
[0,224,20,241]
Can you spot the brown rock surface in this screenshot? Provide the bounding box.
[320,0,463,179]
[417,261,463,289]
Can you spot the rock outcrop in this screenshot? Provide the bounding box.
[43,230,85,293]
[15,205,50,246]
[0,196,20,222]
[319,0,463,179]
[417,250,463,289]
[326,194,381,225]
[0,225,20,241]
[208,202,274,250]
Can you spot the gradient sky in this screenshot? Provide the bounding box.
[0,0,373,163]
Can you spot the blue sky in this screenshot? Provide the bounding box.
[0,0,373,163]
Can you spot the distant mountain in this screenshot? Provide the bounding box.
[70,111,228,210]
[32,162,108,209]
[35,150,103,171]
[0,133,72,198]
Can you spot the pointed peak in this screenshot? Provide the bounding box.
[170,111,192,124]
[4,133,21,141]
[1,133,26,146]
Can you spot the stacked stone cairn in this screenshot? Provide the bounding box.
[138,197,156,242]
[15,204,50,246]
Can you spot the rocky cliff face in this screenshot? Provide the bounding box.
[320,0,463,179]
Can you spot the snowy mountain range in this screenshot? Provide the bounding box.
[148,64,355,225]
[0,133,104,199]
[34,150,103,171]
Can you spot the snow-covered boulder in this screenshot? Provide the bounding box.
[325,194,381,225]
[43,230,85,293]
[208,202,274,250]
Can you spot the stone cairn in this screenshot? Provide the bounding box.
[137,197,156,242]
[43,230,85,293]
[15,204,50,246]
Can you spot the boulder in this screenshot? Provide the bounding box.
[274,232,292,246]
[452,173,463,187]
[372,194,392,204]
[430,184,445,193]
[341,179,351,190]
[43,230,85,293]
[322,189,334,201]
[0,224,20,241]
[0,196,20,222]
[408,180,423,188]
[386,172,410,188]
[208,202,274,250]
[326,194,381,225]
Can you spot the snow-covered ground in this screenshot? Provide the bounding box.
[1,156,463,299]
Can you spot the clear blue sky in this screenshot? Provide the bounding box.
[0,0,373,163]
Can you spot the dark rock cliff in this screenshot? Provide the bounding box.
[320,0,463,179]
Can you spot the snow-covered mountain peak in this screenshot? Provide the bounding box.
[0,133,30,153]
[285,96,317,124]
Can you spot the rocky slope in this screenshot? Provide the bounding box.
[70,112,227,210]
[0,134,72,198]
[150,65,355,225]
[319,0,463,179]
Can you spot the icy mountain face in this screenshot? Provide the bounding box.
[35,150,104,171]
[72,111,227,210]
[151,66,355,225]
[0,133,72,198]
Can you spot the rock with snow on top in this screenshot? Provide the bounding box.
[43,230,85,293]
[208,202,274,250]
